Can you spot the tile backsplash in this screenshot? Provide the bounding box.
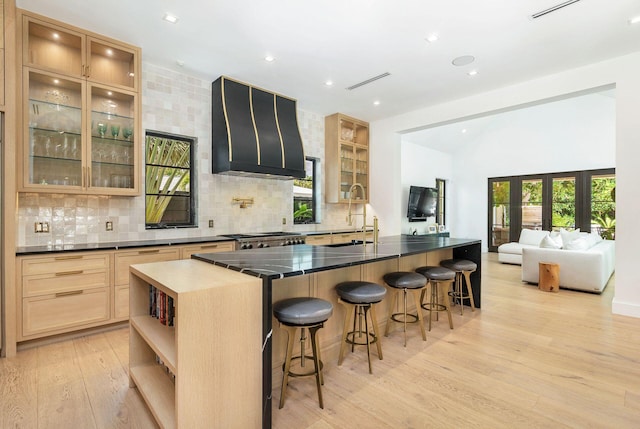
[17,63,360,247]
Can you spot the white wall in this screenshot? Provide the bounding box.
[371,52,640,319]
[452,92,614,244]
[400,144,452,234]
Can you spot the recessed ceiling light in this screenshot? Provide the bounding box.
[461,128,467,134]
[264,55,275,62]
[53,79,59,84]
[163,13,179,24]
[467,69,478,76]
[629,15,640,24]
[176,60,185,67]
[452,55,475,66]
[373,100,381,106]
[425,33,439,43]
[325,80,333,86]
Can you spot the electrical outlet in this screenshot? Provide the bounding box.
[282,217,286,225]
[209,219,214,228]
[34,222,43,233]
[42,222,49,233]
[106,221,113,231]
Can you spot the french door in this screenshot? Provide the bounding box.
[488,169,613,252]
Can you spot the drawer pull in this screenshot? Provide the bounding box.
[54,255,83,261]
[138,249,160,254]
[200,245,219,249]
[55,290,84,297]
[55,270,84,277]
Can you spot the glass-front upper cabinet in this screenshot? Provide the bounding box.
[26,70,83,188]
[89,85,135,190]
[325,113,369,203]
[19,11,140,195]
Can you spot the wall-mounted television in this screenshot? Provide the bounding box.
[407,185,438,222]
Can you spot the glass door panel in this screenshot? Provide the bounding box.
[25,18,83,77]
[591,174,616,239]
[88,39,136,90]
[89,85,135,190]
[27,70,83,187]
[490,180,511,248]
[339,143,353,201]
[551,176,576,230]
[521,179,543,230]
[355,146,368,200]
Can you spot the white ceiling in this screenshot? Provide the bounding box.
[16,0,640,122]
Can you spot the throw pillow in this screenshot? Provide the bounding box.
[560,228,581,249]
[540,235,562,249]
[564,237,590,251]
[549,231,563,248]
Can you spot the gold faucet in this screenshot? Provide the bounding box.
[346,183,379,246]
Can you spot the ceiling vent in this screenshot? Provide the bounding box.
[346,72,391,90]
[531,0,581,19]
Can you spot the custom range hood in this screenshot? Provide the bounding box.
[211,76,305,179]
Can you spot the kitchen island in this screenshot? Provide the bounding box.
[190,234,481,428]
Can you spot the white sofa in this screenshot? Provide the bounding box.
[498,229,549,265]
[521,234,615,293]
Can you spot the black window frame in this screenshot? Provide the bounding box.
[145,130,196,229]
[436,178,446,226]
[293,157,318,225]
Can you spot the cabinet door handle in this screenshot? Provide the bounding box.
[86,66,91,77]
[55,270,84,276]
[82,64,85,76]
[54,255,83,261]
[138,249,160,254]
[55,290,84,297]
[88,167,92,187]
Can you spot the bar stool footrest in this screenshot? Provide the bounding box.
[282,355,324,378]
[345,330,378,347]
[390,312,419,324]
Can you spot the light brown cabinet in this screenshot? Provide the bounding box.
[325,113,369,203]
[17,252,112,340]
[18,12,140,195]
[129,260,262,428]
[1,0,5,106]
[305,234,333,245]
[15,240,237,343]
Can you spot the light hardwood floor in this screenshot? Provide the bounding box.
[2,253,639,428]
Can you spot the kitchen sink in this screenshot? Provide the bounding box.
[325,240,373,247]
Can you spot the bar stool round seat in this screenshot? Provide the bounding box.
[383,271,428,347]
[440,258,477,315]
[273,297,333,409]
[415,266,455,331]
[336,281,386,374]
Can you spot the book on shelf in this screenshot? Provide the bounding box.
[148,285,175,327]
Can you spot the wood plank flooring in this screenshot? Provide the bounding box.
[2,253,640,428]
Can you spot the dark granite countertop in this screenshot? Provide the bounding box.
[16,235,234,255]
[192,235,480,279]
[300,228,373,236]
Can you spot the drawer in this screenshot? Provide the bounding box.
[181,241,235,259]
[306,235,333,245]
[22,287,110,337]
[114,285,129,320]
[22,268,109,297]
[21,253,110,276]
[114,248,181,285]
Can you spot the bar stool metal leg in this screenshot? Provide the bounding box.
[279,325,297,409]
[308,325,324,408]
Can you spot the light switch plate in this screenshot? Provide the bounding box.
[209,219,214,228]
[282,217,286,225]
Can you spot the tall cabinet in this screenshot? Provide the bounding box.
[18,11,141,195]
[325,113,369,203]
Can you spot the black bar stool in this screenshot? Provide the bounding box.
[336,281,387,374]
[440,259,477,315]
[415,266,455,331]
[383,271,427,347]
[273,297,333,409]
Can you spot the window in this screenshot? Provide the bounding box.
[487,168,615,251]
[436,178,446,226]
[293,158,317,224]
[145,131,196,228]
